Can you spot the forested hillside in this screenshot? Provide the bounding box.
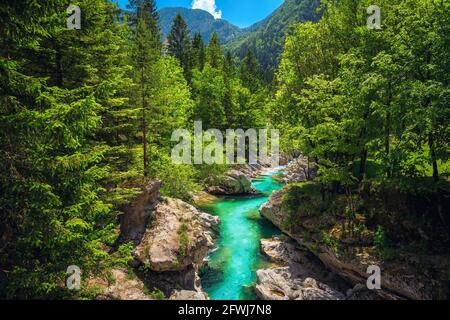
[226,0,321,80]
[0,0,267,298]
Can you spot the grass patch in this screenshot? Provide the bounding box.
[178,223,190,258]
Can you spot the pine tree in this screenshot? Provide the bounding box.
[206,32,223,69]
[167,14,192,82]
[240,49,262,93]
[0,0,132,298]
[224,51,236,78]
[192,32,206,71]
[127,0,160,32]
[130,0,161,177]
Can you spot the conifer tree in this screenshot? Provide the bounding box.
[192,32,206,71]
[167,14,192,82]
[127,0,160,31]
[206,32,223,69]
[0,0,132,298]
[240,49,262,93]
[129,0,161,176]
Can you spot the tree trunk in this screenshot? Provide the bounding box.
[359,149,368,181]
[358,110,370,181]
[428,133,439,182]
[141,69,148,177]
[307,156,310,180]
[320,183,325,202]
[385,111,391,178]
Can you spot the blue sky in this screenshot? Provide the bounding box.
[116,0,283,28]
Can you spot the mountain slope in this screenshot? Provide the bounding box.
[159,7,244,44]
[225,0,321,78]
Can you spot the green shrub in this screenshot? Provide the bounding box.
[178,223,189,258]
[374,225,387,249]
[150,289,166,300]
[320,230,340,253]
[282,182,324,217]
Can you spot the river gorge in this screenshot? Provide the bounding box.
[200,168,284,300]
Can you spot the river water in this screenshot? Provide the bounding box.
[200,168,284,300]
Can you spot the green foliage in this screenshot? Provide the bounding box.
[130,0,162,177]
[320,230,341,253]
[240,50,263,92]
[206,33,224,69]
[374,225,387,249]
[282,182,325,217]
[192,64,227,129]
[191,32,206,71]
[167,14,192,81]
[151,154,200,202]
[149,288,167,300]
[373,225,396,262]
[272,0,450,191]
[0,0,136,299]
[178,223,190,258]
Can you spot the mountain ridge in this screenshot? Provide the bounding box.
[158,7,244,44]
[126,0,321,76]
[225,0,322,78]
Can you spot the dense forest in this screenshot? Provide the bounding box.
[0,0,267,298]
[0,0,449,299]
[266,0,450,299]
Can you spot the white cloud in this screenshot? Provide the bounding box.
[192,0,222,19]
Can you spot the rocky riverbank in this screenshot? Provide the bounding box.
[206,167,258,195]
[278,155,317,184]
[205,154,292,196]
[258,186,445,300]
[255,236,411,300]
[255,236,347,300]
[90,181,219,300]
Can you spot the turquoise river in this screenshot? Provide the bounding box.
[200,168,284,300]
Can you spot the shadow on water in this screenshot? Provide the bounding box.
[200,170,284,300]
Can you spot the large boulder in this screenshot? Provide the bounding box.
[256,268,345,300]
[259,189,285,227]
[90,268,152,300]
[206,169,256,195]
[90,269,210,300]
[256,236,346,301]
[170,290,208,300]
[93,180,220,299]
[134,198,219,272]
[281,156,317,184]
[120,180,162,241]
